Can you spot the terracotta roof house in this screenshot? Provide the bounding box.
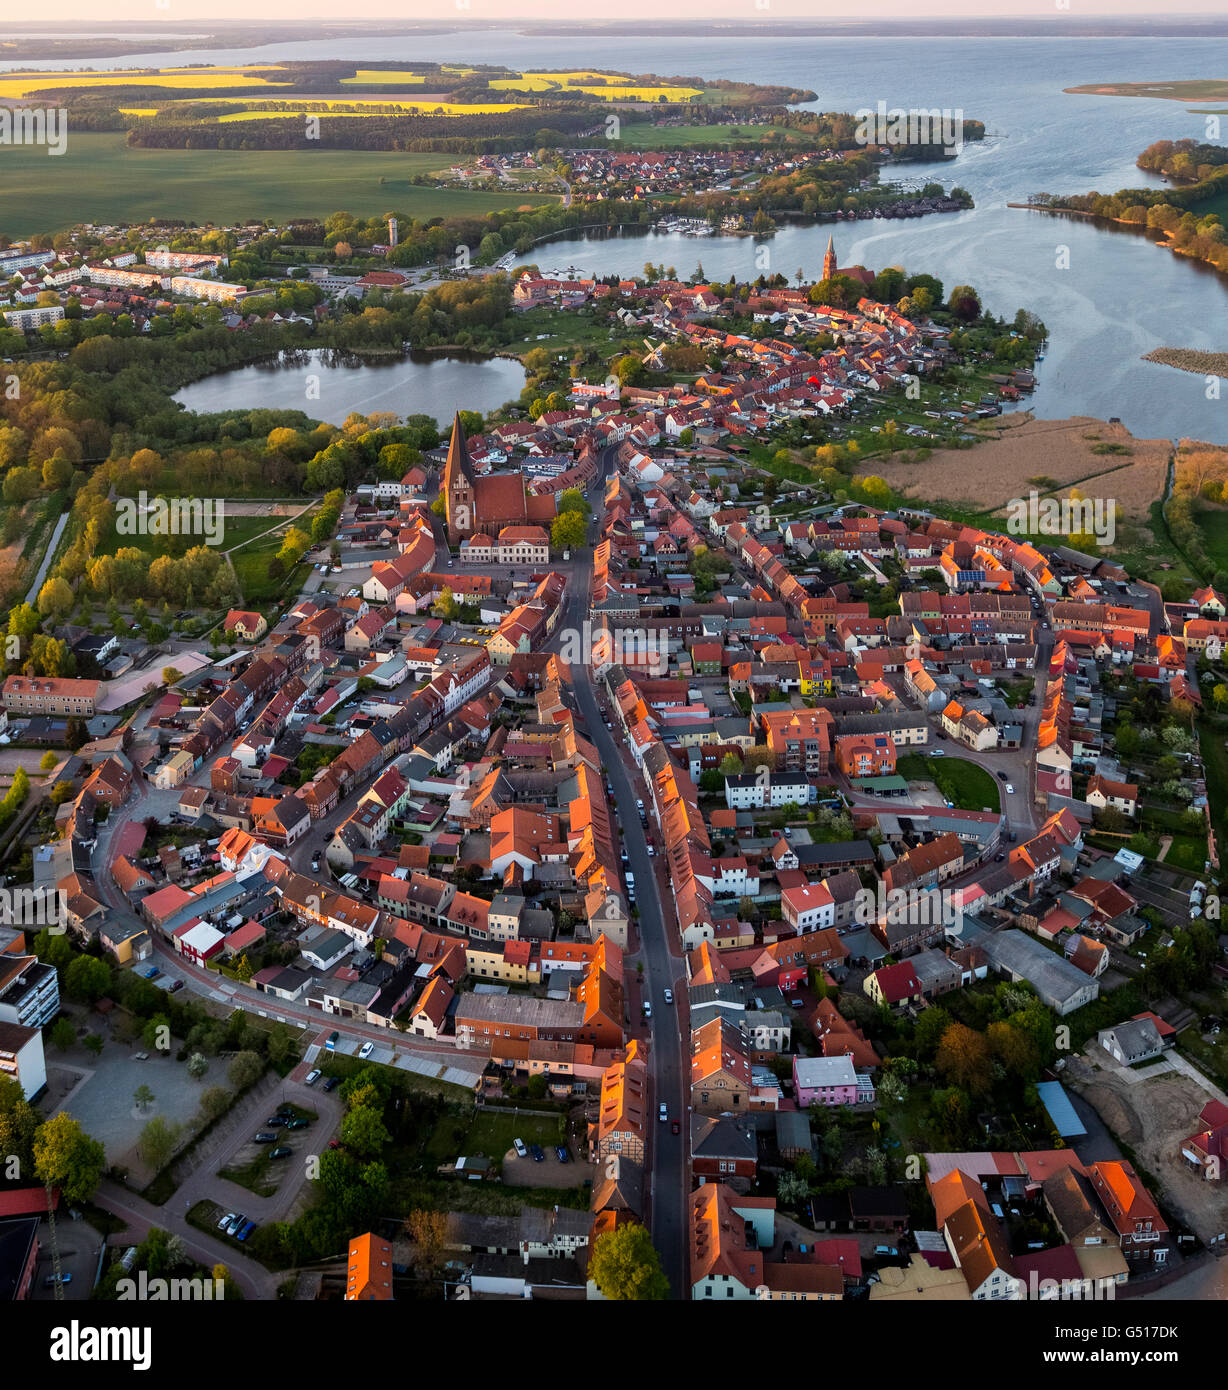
[344,1232,394,1301]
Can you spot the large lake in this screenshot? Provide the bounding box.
[173,348,526,425]
[17,30,1228,440]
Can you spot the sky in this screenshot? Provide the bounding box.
[10,2,1228,26]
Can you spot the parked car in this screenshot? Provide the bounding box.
[225,1214,246,1236]
[236,1221,256,1243]
[1005,783,1015,795]
[217,1211,237,1231]
[325,1031,339,1051]
[513,1138,528,1158]
[322,1076,340,1092]
[269,1147,292,1160]
[305,1069,321,1086]
[358,1042,373,1059]
[283,1117,308,1130]
[997,770,1008,781]
[142,966,160,980]
[555,1145,569,1163]
[263,1116,285,1128]
[529,1144,545,1163]
[169,979,184,993]
[253,1131,278,1144]
[643,1001,652,1019]
[43,1273,71,1288]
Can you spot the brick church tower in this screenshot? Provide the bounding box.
[822,234,837,283]
[443,413,476,544]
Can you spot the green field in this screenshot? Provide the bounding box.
[896,753,1001,812]
[0,133,559,239]
[621,122,808,148]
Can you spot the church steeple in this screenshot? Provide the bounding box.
[444,412,476,489]
[443,412,476,543]
[822,235,837,283]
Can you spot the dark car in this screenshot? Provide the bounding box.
[253,1131,278,1144]
[322,1076,340,1092]
[671,1121,681,1135]
[169,979,184,993]
[269,1146,292,1160]
[529,1144,546,1163]
[555,1145,569,1163]
[236,1221,256,1242]
[997,771,1008,781]
[276,1104,296,1117]
[283,1117,308,1130]
[263,1116,285,1128]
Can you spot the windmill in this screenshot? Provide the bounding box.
[641,338,666,371]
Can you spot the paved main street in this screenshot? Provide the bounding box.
[547,445,689,1298]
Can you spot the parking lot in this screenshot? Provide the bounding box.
[29,1216,104,1301]
[217,1103,317,1200]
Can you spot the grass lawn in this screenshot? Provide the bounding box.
[620,122,820,148]
[1196,507,1228,574]
[419,1104,564,1172]
[1161,834,1211,872]
[0,133,559,239]
[218,1151,279,1198]
[1198,712,1228,858]
[896,753,1001,812]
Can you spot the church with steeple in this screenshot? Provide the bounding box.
[442,413,556,545]
[819,236,875,289]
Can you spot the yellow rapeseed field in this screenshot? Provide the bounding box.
[339,70,428,85]
[0,66,290,98]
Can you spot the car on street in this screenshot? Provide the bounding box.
[995,853,1006,861]
[659,1103,668,1123]
[253,1131,278,1143]
[643,1001,652,1019]
[997,771,1008,781]
[529,1144,545,1163]
[647,845,655,856]
[671,1121,681,1135]
[44,1273,72,1288]
[555,1145,570,1163]
[270,1146,292,1160]
[1005,783,1015,795]
[663,988,673,1004]
[305,1069,321,1086]
[513,1138,527,1158]
[358,1042,373,1059]
[932,749,945,757]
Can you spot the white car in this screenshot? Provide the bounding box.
[659,1103,668,1123]
[305,1069,321,1085]
[513,1137,528,1158]
[358,1042,373,1059]
[643,1001,652,1019]
[663,988,674,1004]
[1005,783,1015,795]
[218,1211,237,1231]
